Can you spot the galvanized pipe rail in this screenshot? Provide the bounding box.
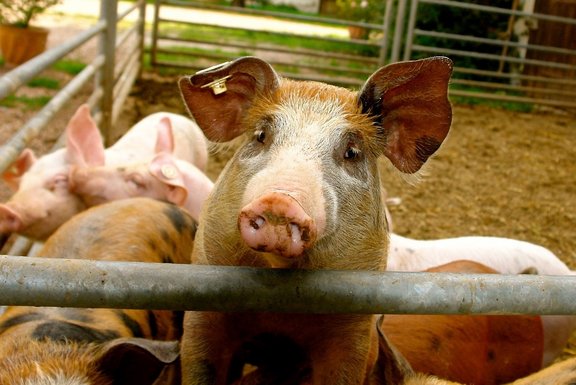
[151,0,392,84]
[0,56,105,173]
[402,0,576,109]
[1,255,575,315]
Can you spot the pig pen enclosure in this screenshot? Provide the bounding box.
[1,0,576,368]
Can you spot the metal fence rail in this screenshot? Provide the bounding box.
[1,255,575,315]
[150,0,576,110]
[402,0,576,109]
[0,0,146,255]
[150,0,390,87]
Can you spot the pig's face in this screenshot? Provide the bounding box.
[69,163,154,207]
[226,81,387,268]
[0,104,103,240]
[179,57,452,270]
[0,150,85,240]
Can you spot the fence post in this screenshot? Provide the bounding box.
[403,0,419,61]
[151,0,162,71]
[137,0,147,79]
[391,0,408,62]
[97,0,118,146]
[378,0,395,66]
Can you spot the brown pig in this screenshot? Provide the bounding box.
[176,56,453,385]
[0,197,196,384]
[383,260,544,385]
[228,261,545,385]
[401,355,576,385]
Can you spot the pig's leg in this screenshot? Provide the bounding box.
[181,311,241,385]
[304,315,378,385]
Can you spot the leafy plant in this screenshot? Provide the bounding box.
[0,0,61,28]
[52,59,86,75]
[335,0,385,24]
[27,76,59,89]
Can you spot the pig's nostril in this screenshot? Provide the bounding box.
[289,223,301,243]
[250,216,266,230]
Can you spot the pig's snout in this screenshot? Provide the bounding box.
[238,192,317,258]
[0,204,23,234]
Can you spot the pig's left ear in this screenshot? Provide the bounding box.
[178,56,280,142]
[359,57,453,174]
[149,153,188,206]
[97,338,180,385]
[154,116,175,154]
[2,149,37,190]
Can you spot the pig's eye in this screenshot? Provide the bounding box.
[344,145,361,160]
[255,130,266,144]
[47,175,68,191]
[128,174,145,190]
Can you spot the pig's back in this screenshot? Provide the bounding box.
[387,234,571,275]
[38,197,196,264]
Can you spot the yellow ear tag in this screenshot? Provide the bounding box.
[201,75,232,95]
[161,165,178,179]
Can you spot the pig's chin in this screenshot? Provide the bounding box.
[259,250,307,269]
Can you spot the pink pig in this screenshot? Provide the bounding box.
[0,104,208,240]
[70,151,214,222]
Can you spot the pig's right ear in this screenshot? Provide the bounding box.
[97,338,180,385]
[178,57,280,142]
[2,149,37,190]
[358,57,453,174]
[65,104,106,166]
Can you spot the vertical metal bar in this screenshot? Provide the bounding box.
[403,0,419,61]
[378,0,395,66]
[151,0,162,71]
[137,0,147,79]
[499,0,520,73]
[391,0,408,62]
[98,0,118,146]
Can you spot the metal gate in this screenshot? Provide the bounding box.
[150,0,576,110]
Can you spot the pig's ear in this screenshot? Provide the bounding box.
[97,338,180,385]
[149,153,188,206]
[2,149,37,190]
[65,104,106,167]
[178,56,280,142]
[359,56,453,174]
[155,116,175,154]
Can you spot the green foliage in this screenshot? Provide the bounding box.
[335,0,385,23]
[0,94,51,109]
[161,22,370,56]
[415,0,512,74]
[27,76,59,89]
[0,0,61,28]
[52,60,86,75]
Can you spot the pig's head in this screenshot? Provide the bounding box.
[68,116,185,207]
[0,104,103,240]
[71,151,213,222]
[179,57,452,270]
